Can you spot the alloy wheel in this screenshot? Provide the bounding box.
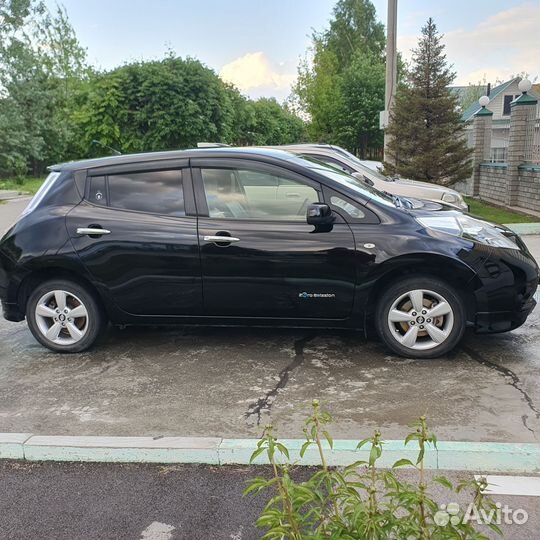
[34,289,89,346]
[387,289,454,351]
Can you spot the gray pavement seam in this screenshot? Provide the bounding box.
[461,345,540,436]
[244,334,317,426]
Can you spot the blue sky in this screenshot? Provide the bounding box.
[48,0,540,100]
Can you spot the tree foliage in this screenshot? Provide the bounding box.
[0,1,305,178]
[384,18,472,185]
[292,0,386,158]
[0,1,89,176]
[74,57,305,158]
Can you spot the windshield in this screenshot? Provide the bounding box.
[291,155,395,207]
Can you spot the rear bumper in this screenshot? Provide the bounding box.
[0,299,25,322]
[0,250,25,322]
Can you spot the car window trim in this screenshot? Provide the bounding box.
[86,158,189,177]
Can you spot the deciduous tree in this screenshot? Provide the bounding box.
[293,0,386,158]
[0,1,88,176]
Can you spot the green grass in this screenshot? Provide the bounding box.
[0,177,45,195]
[464,196,537,224]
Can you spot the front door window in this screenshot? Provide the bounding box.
[200,168,319,221]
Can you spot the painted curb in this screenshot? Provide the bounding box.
[23,436,221,464]
[1,434,539,472]
[0,433,33,459]
[437,442,540,473]
[504,223,540,235]
[219,439,437,468]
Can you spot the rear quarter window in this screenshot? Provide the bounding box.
[20,172,61,217]
[88,176,107,206]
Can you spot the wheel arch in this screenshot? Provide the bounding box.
[366,253,480,323]
[17,267,108,320]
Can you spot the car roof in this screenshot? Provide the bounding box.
[274,143,336,151]
[49,147,298,172]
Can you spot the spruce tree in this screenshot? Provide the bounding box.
[384,18,472,185]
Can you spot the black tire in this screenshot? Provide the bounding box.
[26,279,106,353]
[375,276,466,359]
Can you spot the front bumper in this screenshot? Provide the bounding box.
[475,296,536,333]
[473,246,539,334]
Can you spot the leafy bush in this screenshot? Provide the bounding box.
[245,400,501,539]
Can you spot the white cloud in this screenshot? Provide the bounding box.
[219,52,296,100]
[397,2,540,85]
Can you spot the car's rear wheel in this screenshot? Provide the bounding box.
[26,279,105,353]
[376,276,466,358]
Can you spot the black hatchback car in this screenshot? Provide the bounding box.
[0,148,538,358]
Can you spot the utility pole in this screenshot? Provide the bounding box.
[383,0,398,162]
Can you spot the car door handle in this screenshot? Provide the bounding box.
[203,235,240,243]
[76,227,111,236]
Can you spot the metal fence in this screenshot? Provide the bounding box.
[524,118,540,164]
[488,118,511,164]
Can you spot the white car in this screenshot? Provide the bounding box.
[277,144,468,211]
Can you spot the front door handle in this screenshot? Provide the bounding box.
[203,235,240,244]
[77,227,111,236]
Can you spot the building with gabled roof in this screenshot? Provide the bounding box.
[460,77,540,164]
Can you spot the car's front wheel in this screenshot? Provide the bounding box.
[26,279,105,353]
[376,276,466,358]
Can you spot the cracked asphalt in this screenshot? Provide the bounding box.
[0,198,539,443]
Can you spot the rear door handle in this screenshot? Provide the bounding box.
[203,235,240,243]
[77,227,111,236]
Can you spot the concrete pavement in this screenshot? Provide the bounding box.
[0,197,539,445]
[2,197,540,538]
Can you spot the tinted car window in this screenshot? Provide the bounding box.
[330,195,365,219]
[108,170,184,216]
[237,170,278,187]
[89,176,107,206]
[201,168,319,221]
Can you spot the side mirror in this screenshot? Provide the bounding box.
[307,203,335,226]
[363,175,374,187]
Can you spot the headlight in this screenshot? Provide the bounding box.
[416,215,519,249]
[442,191,463,205]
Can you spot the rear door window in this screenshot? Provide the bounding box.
[104,170,185,216]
